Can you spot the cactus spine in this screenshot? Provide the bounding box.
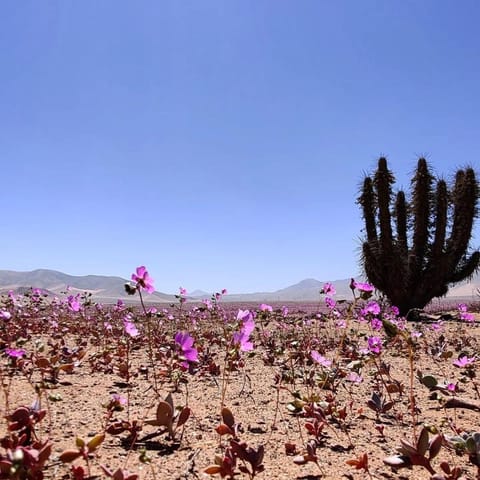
[358,157,480,316]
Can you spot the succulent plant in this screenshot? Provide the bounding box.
[358,157,479,316]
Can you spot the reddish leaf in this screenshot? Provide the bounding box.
[221,407,235,428]
[176,406,191,428]
[216,423,234,436]
[59,449,82,463]
[204,465,222,475]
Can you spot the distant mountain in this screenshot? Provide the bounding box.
[0,269,478,305]
[223,278,354,303]
[188,289,211,298]
[0,269,175,303]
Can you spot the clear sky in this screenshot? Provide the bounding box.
[1,1,480,294]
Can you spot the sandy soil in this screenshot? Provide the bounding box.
[1,299,480,480]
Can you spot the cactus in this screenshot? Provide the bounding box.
[358,157,480,316]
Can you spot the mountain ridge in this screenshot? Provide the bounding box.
[0,269,478,303]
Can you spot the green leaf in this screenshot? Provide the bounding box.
[87,433,105,452]
[421,375,438,389]
[75,437,85,449]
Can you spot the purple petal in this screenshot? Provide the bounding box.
[184,347,198,362]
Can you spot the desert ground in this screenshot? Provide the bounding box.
[1,289,480,480]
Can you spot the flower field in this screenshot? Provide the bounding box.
[1,267,480,480]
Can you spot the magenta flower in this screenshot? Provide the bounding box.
[350,279,374,292]
[215,289,227,300]
[0,310,11,320]
[5,348,26,358]
[311,350,332,367]
[179,287,187,296]
[259,303,273,312]
[431,321,443,332]
[202,298,213,310]
[131,266,155,294]
[390,306,400,316]
[123,319,139,337]
[367,336,382,354]
[321,283,336,296]
[370,318,382,331]
[111,394,127,406]
[281,306,289,317]
[346,372,363,383]
[233,318,255,352]
[237,309,254,323]
[453,355,476,368]
[458,303,474,322]
[175,332,198,365]
[325,296,336,309]
[67,295,81,312]
[336,319,346,329]
[362,301,381,316]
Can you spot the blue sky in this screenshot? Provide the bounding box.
[1,1,480,294]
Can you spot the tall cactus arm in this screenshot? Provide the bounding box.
[447,168,480,267]
[430,179,448,261]
[419,179,450,296]
[358,157,479,315]
[409,158,434,277]
[394,190,408,257]
[358,176,378,244]
[373,157,395,258]
[449,251,480,284]
[361,242,385,291]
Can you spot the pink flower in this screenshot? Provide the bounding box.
[67,295,81,312]
[179,287,187,296]
[367,336,382,354]
[237,309,254,322]
[350,279,374,292]
[259,304,273,312]
[390,306,400,316]
[131,266,155,294]
[111,394,127,406]
[325,296,336,309]
[453,355,475,368]
[446,382,457,392]
[311,350,332,367]
[123,319,139,337]
[175,332,198,365]
[346,372,363,383]
[233,318,255,352]
[370,318,382,331]
[215,289,227,300]
[201,298,212,310]
[0,310,11,320]
[431,321,443,332]
[281,306,289,317]
[5,348,26,358]
[321,283,336,296]
[362,301,381,316]
[458,303,474,322]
